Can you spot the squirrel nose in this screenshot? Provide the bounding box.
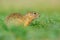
[39,14,40,17]
[37,14,40,18]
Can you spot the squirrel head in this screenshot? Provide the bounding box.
[26,11,40,19]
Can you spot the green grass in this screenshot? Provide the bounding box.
[0,0,60,40]
[0,8,60,40]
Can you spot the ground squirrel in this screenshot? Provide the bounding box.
[5,11,39,28]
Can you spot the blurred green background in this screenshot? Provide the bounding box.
[0,0,60,40]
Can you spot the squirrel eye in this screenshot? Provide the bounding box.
[34,12,36,14]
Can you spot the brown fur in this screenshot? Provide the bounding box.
[5,12,39,28]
